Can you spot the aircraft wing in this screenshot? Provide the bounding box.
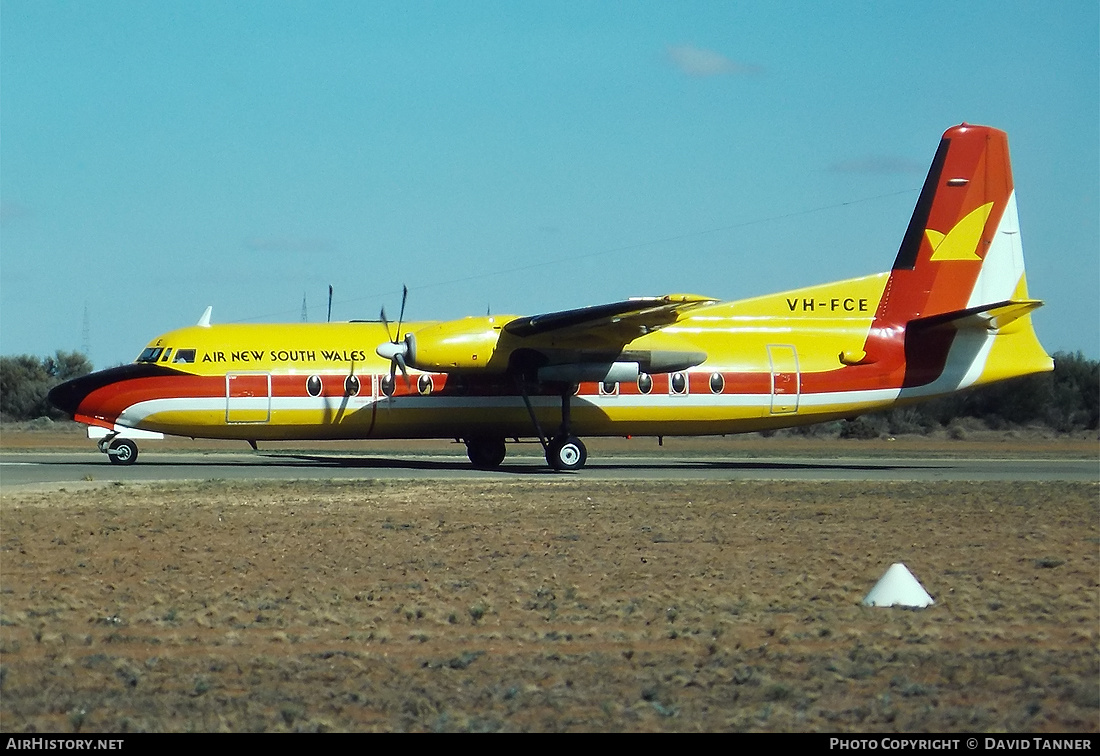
[504,294,717,341]
[388,294,718,376]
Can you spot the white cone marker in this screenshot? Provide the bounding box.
[862,563,934,608]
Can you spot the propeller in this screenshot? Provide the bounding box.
[376,285,411,387]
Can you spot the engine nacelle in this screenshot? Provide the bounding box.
[537,361,640,383]
[404,316,509,372]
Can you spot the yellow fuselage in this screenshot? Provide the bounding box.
[67,271,1049,442]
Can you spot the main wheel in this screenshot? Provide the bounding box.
[107,438,138,465]
[546,435,587,471]
[466,437,507,469]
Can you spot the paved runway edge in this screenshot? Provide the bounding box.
[2,450,1097,489]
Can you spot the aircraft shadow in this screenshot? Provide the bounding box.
[40,453,934,475]
[258,453,919,474]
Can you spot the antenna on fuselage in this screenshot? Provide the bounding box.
[197,306,212,327]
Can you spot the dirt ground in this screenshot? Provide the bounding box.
[0,428,1097,733]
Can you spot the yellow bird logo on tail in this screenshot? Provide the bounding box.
[926,201,994,261]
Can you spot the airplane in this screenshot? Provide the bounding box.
[48,124,1053,471]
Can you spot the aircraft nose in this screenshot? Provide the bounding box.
[47,363,177,421]
[47,375,94,417]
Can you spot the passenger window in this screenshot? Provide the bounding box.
[670,372,688,395]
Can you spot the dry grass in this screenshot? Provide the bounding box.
[1,478,1097,732]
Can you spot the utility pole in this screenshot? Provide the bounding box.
[81,301,91,356]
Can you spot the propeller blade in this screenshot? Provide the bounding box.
[396,285,408,339]
[395,352,410,387]
[377,286,412,389]
[380,306,394,343]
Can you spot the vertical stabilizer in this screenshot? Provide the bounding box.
[870,125,1052,392]
[884,124,1024,321]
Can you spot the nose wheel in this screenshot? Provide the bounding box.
[105,437,139,465]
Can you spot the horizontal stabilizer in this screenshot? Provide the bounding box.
[909,299,1043,332]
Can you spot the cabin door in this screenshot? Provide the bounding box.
[767,345,800,415]
[226,372,272,423]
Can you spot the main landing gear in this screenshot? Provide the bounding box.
[98,434,139,465]
[544,434,587,472]
[469,379,587,472]
[539,382,588,471]
[464,433,588,472]
[465,437,507,469]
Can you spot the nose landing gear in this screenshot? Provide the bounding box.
[98,435,139,465]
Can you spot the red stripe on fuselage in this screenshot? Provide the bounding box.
[78,348,940,433]
[77,373,224,423]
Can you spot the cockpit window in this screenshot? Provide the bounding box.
[137,347,196,364]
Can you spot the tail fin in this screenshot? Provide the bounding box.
[885,123,1031,319]
[873,124,1053,390]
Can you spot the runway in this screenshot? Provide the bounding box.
[1,449,1096,489]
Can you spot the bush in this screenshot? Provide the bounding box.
[840,416,886,439]
[0,351,92,421]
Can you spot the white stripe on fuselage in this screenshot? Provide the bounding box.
[115,386,915,434]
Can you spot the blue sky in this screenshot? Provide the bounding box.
[2,1,1097,369]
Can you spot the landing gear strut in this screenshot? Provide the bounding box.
[513,375,589,472]
[544,383,587,470]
